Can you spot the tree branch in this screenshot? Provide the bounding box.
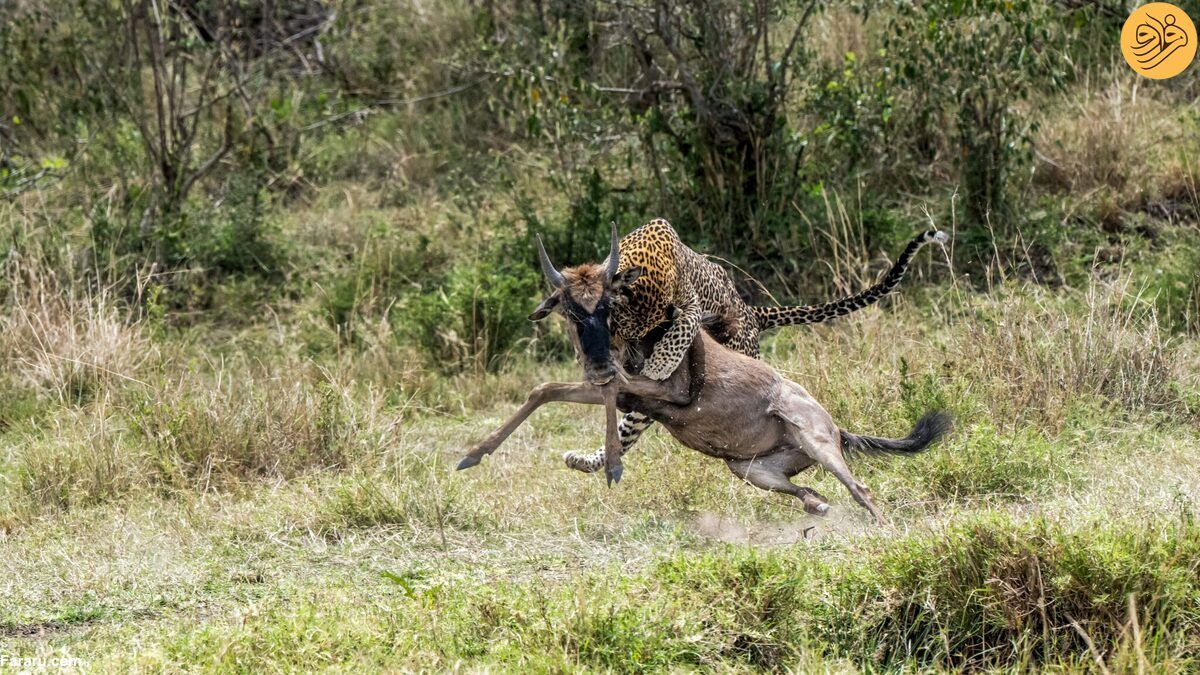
[775,0,819,91]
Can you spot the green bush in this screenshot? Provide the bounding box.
[310,218,452,353]
[404,231,541,374]
[806,49,897,183]
[884,0,1071,231]
[189,172,286,279]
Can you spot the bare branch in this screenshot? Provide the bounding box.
[651,0,707,120]
[775,0,819,91]
[178,101,234,201]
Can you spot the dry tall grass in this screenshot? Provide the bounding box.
[1036,74,1200,219]
[0,256,152,404]
[963,274,1183,428]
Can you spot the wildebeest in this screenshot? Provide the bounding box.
[457,232,952,521]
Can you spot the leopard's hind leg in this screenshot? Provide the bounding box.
[564,411,653,473]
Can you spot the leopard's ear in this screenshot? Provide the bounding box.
[611,266,644,293]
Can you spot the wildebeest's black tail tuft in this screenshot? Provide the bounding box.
[840,411,953,456]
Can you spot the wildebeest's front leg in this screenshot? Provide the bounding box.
[602,384,623,486]
[563,412,655,474]
[566,336,704,475]
[457,382,604,470]
[457,377,681,472]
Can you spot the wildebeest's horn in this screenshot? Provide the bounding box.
[536,234,564,289]
[604,222,620,281]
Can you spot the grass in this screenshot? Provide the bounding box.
[1,260,1199,670]
[3,491,1198,671]
[2,4,1199,670]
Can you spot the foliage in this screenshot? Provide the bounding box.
[480,0,823,252]
[404,229,542,374]
[883,0,1071,230]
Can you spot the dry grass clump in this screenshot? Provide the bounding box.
[2,361,406,520]
[125,368,397,493]
[0,255,153,404]
[774,271,1182,431]
[963,274,1182,429]
[1035,75,1198,216]
[6,397,138,516]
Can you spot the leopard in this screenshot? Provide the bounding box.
[563,218,948,474]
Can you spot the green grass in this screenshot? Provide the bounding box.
[2,3,1200,669]
[2,280,1199,670]
[4,492,1198,671]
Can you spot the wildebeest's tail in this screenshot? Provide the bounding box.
[840,411,953,456]
[752,230,948,330]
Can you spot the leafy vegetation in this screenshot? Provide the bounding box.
[2,0,1199,671]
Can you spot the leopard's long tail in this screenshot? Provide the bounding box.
[752,229,947,331]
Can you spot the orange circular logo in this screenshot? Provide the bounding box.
[1122,3,1197,79]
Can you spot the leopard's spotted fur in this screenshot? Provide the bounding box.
[564,219,948,474]
[608,219,759,379]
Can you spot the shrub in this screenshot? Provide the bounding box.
[403,230,541,374]
[188,172,286,280]
[318,223,450,345]
[471,0,823,255]
[883,0,1071,230]
[827,514,1200,668]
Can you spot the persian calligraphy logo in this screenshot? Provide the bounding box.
[1122,3,1196,79]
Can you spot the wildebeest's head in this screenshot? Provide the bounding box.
[528,224,642,385]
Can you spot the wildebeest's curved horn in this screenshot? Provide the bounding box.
[604,222,621,281]
[536,234,564,289]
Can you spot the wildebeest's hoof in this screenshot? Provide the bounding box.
[456,455,482,471]
[606,464,624,487]
[802,495,830,516]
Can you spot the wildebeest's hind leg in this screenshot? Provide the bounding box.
[794,429,886,522]
[774,382,887,522]
[726,454,830,516]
